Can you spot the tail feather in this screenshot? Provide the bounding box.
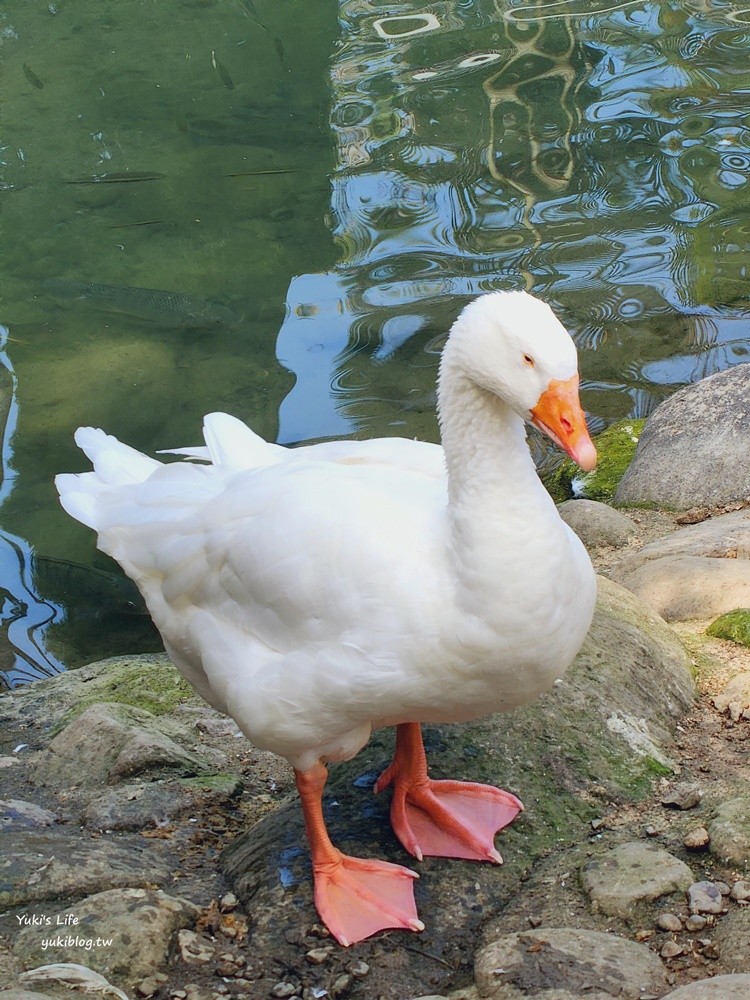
[54,472,100,529]
[57,414,279,535]
[74,427,161,485]
[202,412,284,471]
[56,428,163,532]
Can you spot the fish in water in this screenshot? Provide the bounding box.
[65,172,164,184]
[22,63,44,89]
[211,50,234,90]
[32,555,148,617]
[45,278,240,329]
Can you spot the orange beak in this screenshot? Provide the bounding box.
[530,374,597,472]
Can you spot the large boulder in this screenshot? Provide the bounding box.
[12,889,198,987]
[0,831,169,908]
[31,702,211,789]
[615,364,750,510]
[473,927,668,999]
[610,508,750,621]
[220,577,693,999]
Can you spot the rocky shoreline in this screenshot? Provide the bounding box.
[2,363,750,1000]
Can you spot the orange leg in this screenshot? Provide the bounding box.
[374,722,523,863]
[295,762,423,946]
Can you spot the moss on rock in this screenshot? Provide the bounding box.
[544,419,645,504]
[706,609,750,647]
[0,655,197,737]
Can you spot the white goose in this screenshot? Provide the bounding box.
[56,291,597,947]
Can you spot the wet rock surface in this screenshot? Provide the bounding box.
[0,800,58,831]
[0,831,170,908]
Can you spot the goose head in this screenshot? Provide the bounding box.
[441,290,597,471]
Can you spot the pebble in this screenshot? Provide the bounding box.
[698,940,720,960]
[731,879,750,901]
[271,984,298,999]
[305,946,334,964]
[329,974,353,998]
[656,912,683,932]
[177,929,216,964]
[662,783,702,810]
[218,892,238,913]
[716,881,731,896]
[683,826,710,850]
[348,960,369,977]
[661,941,684,958]
[685,914,707,931]
[688,881,724,914]
[137,976,168,997]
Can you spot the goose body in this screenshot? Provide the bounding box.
[57,291,597,945]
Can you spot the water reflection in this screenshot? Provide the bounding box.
[0,326,64,688]
[3,0,750,687]
[279,0,750,454]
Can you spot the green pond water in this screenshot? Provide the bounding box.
[1,0,749,687]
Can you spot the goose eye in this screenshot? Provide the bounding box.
[523,354,535,368]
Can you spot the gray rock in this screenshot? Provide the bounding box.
[0,654,193,731]
[580,842,694,918]
[688,880,724,914]
[31,702,209,789]
[708,796,750,866]
[0,831,168,908]
[82,774,243,831]
[656,912,683,931]
[731,879,750,902]
[714,908,750,975]
[82,781,195,831]
[713,671,750,715]
[683,826,710,850]
[610,508,750,621]
[661,783,702,810]
[615,363,750,510]
[1,800,58,830]
[176,930,215,965]
[473,927,667,999]
[0,993,66,1000]
[12,889,198,987]
[661,974,750,998]
[685,914,707,931]
[558,499,635,549]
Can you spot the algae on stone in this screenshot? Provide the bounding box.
[0,655,196,737]
[706,609,750,648]
[544,419,645,503]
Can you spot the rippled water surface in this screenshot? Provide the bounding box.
[2,0,750,685]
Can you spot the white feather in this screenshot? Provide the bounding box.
[56,291,596,772]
